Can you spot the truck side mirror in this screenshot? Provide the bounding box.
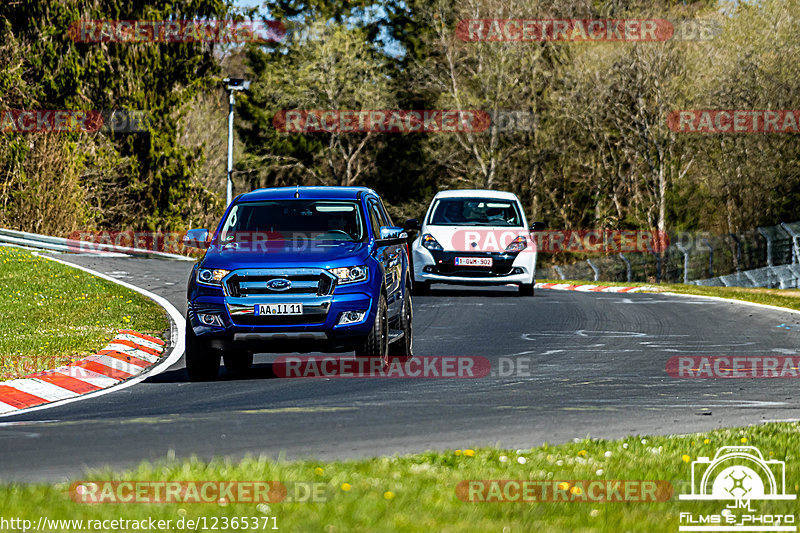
[377,226,408,245]
[183,229,210,249]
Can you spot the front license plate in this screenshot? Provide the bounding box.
[255,303,303,316]
[455,257,493,267]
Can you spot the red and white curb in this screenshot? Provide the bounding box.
[0,254,185,418]
[535,282,655,293]
[0,331,165,415]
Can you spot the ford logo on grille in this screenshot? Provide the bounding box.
[266,278,292,291]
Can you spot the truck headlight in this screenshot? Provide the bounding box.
[421,234,443,251]
[199,313,224,327]
[328,266,368,284]
[197,268,230,286]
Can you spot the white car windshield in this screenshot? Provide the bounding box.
[428,198,523,227]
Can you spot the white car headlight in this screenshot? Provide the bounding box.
[197,268,230,286]
[505,235,528,253]
[328,265,368,284]
[420,234,443,251]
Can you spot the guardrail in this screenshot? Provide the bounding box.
[538,220,800,289]
[0,228,195,262]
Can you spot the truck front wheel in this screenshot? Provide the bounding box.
[388,289,413,361]
[223,351,253,373]
[355,294,389,366]
[185,316,221,382]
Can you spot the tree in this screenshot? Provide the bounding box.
[0,0,230,232]
[239,19,395,188]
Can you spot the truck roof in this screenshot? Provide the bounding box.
[237,186,377,202]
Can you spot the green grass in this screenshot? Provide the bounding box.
[1,424,798,532]
[538,278,656,288]
[0,246,170,379]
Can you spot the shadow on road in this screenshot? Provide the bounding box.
[424,286,537,298]
[146,361,331,383]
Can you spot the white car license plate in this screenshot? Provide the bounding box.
[255,303,303,316]
[455,257,493,267]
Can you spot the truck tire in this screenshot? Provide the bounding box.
[355,294,389,366]
[223,351,253,373]
[185,316,221,382]
[413,280,430,296]
[388,289,413,361]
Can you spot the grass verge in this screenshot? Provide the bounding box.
[0,246,170,380]
[1,423,798,532]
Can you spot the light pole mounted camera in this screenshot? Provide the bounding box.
[223,77,251,206]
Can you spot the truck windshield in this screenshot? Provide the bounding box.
[428,198,523,227]
[219,200,366,243]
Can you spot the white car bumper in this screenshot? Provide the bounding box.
[412,245,536,285]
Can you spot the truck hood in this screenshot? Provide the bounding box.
[201,241,370,270]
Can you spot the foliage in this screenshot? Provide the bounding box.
[0,0,230,233]
[2,0,800,235]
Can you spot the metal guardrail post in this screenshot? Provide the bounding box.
[780,222,800,264]
[586,259,599,282]
[676,243,690,284]
[553,265,565,280]
[652,252,662,283]
[701,238,713,278]
[757,227,773,267]
[728,233,741,272]
[619,253,632,282]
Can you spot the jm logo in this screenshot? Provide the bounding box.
[678,446,796,531]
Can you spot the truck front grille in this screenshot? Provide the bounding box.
[224,268,336,298]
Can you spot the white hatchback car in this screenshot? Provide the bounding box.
[410,189,543,295]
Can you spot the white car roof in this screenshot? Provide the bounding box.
[433,189,520,201]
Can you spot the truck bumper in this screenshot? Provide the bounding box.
[188,291,376,353]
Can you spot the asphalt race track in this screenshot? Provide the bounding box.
[2,254,800,482]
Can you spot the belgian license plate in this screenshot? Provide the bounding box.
[255,303,303,316]
[455,257,493,267]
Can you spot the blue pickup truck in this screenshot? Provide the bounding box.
[182,186,415,381]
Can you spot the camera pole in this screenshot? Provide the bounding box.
[223,78,250,206]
